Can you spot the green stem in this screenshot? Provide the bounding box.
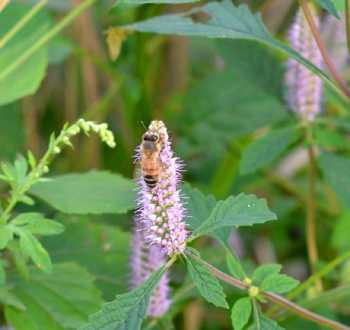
[0,0,97,82]
[346,0,350,60]
[186,251,350,330]
[0,0,48,49]
[302,123,323,291]
[290,249,350,301]
[0,129,66,223]
[306,129,322,290]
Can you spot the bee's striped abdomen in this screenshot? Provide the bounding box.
[144,175,158,189]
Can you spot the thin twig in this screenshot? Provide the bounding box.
[187,252,350,330]
[299,0,350,99]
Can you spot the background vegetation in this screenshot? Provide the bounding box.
[0,0,350,329]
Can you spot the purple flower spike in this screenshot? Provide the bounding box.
[131,228,171,317]
[136,120,188,256]
[285,8,323,122]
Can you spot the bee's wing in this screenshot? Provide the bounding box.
[133,162,142,180]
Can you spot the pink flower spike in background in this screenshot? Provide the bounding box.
[131,228,171,317]
[321,14,348,74]
[285,8,323,122]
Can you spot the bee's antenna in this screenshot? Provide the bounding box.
[140,121,147,130]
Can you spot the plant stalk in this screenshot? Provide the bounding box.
[306,140,322,290]
[187,252,350,330]
[346,0,350,59]
[299,0,350,99]
[0,0,97,82]
[291,249,350,300]
[0,128,67,223]
[0,0,48,49]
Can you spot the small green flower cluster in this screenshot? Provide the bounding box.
[77,119,116,148]
[34,119,116,179]
[50,120,116,156]
[0,119,117,223]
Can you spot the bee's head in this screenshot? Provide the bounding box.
[143,133,159,142]
[142,132,160,151]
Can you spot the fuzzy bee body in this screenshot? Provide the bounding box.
[140,129,163,190]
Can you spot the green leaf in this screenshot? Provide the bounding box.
[18,229,52,273]
[183,183,217,231]
[0,261,6,285]
[226,252,246,280]
[30,171,136,214]
[80,265,167,330]
[231,297,252,330]
[240,127,300,175]
[319,153,350,208]
[1,162,16,182]
[25,219,64,236]
[333,0,345,11]
[0,4,50,106]
[252,264,282,285]
[332,212,350,251]
[183,184,233,247]
[14,155,28,186]
[193,194,277,238]
[7,241,30,280]
[327,117,350,131]
[116,0,198,4]
[19,195,35,206]
[248,316,285,330]
[27,150,36,170]
[0,225,13,248]
[178,41,288,168]
[186,248,228,309]
[260,274,299,294]
[42,215,130,300]
[12,213,64,236]
[5,263,103,330]
[121,1,344,102]
[313,127,348,149]
[315,0,340,18]
[0,104,25,159]
[0,287,25,311]
[217,40,284,98]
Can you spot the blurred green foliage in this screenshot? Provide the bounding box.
[0,0,350,329]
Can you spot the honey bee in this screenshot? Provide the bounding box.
[140,123,165,189]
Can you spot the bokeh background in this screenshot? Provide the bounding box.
[1,0,350,329]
